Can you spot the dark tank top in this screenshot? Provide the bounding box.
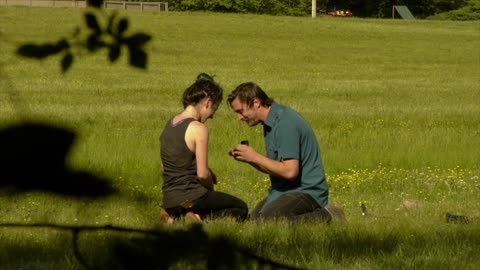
[160,117,207,208]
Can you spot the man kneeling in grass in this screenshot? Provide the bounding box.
[228,82,345,223]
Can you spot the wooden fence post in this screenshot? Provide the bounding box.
[312,0,316,18]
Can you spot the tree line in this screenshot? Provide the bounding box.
[122,0,479,19]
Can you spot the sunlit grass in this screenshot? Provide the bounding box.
[0,6,479,269]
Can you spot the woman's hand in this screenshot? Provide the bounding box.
[198,168,216,190]
[208,168,217,184]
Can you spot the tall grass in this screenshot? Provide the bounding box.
[0,6,479,269]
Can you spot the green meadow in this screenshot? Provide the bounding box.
[1,6,479,269]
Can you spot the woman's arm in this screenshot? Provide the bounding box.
[186,121,215,190]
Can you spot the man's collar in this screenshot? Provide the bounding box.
[264,102,279,128]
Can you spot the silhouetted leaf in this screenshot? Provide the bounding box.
[108,44,121,63]
[87,0,103,9]
[56,39,70,51]
[61,53,73,73]
[86,32,104,52]
[128,47,147,69]
[124,33,151,47]
[86,34,97,52]
[117,18,129,35]
[106,13,118,35]
[17,44,48,58]
[17,43,64,59]
[85,13,101,32]
[16,7,153,72]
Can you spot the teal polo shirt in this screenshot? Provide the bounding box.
[262,102,329,209]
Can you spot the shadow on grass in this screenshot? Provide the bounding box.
[98,224,298,270]
[0,122,299,270]
[0,122,116,198]
[325,230,399,260]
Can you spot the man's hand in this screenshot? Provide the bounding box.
[228,144,258,163]
[229,144,300,181]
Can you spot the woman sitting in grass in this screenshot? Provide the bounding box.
[160,73,248,223]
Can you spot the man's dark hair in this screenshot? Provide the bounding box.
[227,82,273,108]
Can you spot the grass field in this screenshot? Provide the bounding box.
[1,6,479,269]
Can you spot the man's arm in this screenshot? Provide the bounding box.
[229,144,299,181]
